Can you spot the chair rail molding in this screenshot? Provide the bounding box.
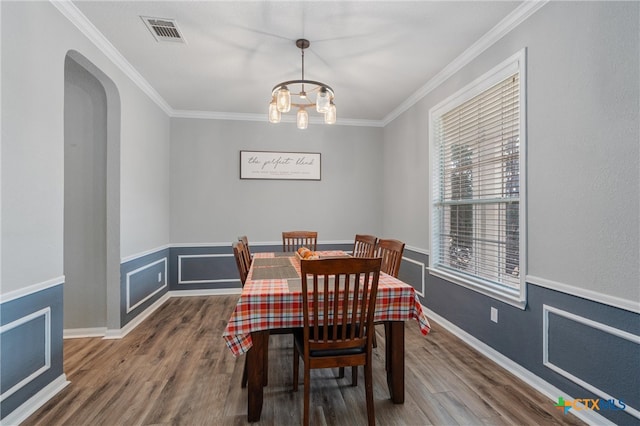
[529,275,640,314]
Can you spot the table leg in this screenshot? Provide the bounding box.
[247,330,269,422]
[385,321,405,403]
[263,333,269,386]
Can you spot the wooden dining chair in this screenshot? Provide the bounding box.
[371,238,406,349]
[282,231,318,252]
[352,234,377,258]
[375,238,405,278]
[293,257,381,426]
[238,235,252,261]
[232,241,250,286]
[232,241,251,388]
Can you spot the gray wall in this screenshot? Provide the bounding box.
[1,1,171,293]
[383,1,640,305]
[170,118,384,244]
[384,3,639,424]
[64,56,107,329]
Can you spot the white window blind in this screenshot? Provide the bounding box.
[430,52,525,302]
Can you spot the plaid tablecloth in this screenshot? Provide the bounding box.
[223,251,431,356]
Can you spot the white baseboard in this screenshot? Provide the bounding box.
[103,292,171,339]
[422,307,616,426]
[0,374,69,426]
[63,327,108,339]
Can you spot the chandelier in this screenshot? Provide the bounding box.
[268,39,336,129]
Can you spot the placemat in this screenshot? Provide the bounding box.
[252,265,298,280]
[252,257,292,267]
[274,252,294,257]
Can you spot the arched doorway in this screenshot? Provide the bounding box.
[63,52,121,335]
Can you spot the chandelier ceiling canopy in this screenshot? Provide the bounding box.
[269,39,336,129]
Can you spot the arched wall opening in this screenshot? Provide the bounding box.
[63,51,121,333]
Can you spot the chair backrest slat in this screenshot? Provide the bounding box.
[375,238,405,278]
[282,231,318,252]
[238,235,252,260]
[353,234,377,258]
[300,257,381,352]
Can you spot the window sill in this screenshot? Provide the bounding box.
[427,267,527,310]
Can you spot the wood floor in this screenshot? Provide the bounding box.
[23,296,585,426]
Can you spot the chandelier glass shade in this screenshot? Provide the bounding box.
[269,39,336,128]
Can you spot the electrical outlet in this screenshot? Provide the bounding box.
[490,307,498,323]
[158,272,162,282]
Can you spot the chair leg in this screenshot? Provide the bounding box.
[338,366,358,385]
[263,338,269,386]
[364,361,375,426]
[241,357,248,388]
[384,322,390,371]
[303,367,311,426]
[293,345,299,392]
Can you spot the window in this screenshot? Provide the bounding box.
[429,50,526,307]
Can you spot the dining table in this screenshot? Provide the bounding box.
[222,250,431,422]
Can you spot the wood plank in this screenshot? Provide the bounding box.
[21,296,587,426]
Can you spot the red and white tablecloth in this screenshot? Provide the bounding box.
[223,251,431,356]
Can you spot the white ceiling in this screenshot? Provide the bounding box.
[72,1,523,124]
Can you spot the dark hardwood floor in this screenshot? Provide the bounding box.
[23,296,585,425]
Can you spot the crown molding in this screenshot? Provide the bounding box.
[333,118,385,128]
[381,0,548,126]
[52,0,546,128]
[50,0,172,115]
[171,109,383,127]
[171,110,268,122]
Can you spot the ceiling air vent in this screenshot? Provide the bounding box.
[141,16,185,43]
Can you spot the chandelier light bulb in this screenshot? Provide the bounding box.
[297,108,309,130]
[268,39,335,129]
[268,100,281,123]
[324,102,337,125]
[316,87,330,113]
[276,86,291,113]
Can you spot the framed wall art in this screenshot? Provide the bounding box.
[239,150,321,181]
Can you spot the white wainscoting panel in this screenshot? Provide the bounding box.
[0,307,51,402]
[543,304,640,420]
[126,257,168,313]
[177,253,237,285]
